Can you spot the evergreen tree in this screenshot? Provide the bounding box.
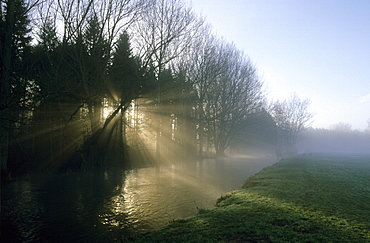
[78,14,110,133]
[110,32,144,107]
[1,0,33,172]
[1,0,32,112]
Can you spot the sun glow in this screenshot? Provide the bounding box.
[102,98,114,119]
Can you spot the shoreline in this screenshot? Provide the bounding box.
[132,154,370,242]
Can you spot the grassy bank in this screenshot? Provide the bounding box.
[132,154,370,242]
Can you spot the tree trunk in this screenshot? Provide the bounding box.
[87,99,102,134]
[198,121,204,158]
[155,83,161,160]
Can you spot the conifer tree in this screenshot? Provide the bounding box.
[1,0,33,171]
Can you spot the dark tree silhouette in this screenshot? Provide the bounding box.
[103,31,154,164]
[1,0,33,172]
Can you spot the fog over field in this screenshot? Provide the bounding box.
[297,128,370,155]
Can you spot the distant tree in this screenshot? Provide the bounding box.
[330,122,352,132]
[270,94,314,157]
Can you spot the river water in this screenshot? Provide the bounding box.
[1,156,276,242]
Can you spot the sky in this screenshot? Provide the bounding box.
[191,0,370,130]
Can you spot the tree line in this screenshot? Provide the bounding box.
[1,0,313,176]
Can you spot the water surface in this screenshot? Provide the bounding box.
[1,156,276,242]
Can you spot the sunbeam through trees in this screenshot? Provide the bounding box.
[1,0,317,177]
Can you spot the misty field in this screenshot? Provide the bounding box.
[134,154,370,242]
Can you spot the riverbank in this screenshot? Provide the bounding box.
[132,154,370,242]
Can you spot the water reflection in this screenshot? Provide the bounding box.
[1,157,276,242]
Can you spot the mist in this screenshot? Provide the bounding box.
[297,128,370,155]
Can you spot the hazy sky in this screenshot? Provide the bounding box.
[191,0,370,130]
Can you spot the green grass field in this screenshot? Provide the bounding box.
[132,154,370,242]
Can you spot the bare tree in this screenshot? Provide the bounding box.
[36,0,146,43]
[270,93,314,156]
[203,42,264,157]
[130,0,203,158]
[186,30,223,156]
[131,0,203,75]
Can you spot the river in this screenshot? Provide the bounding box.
[1,156,276,242]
